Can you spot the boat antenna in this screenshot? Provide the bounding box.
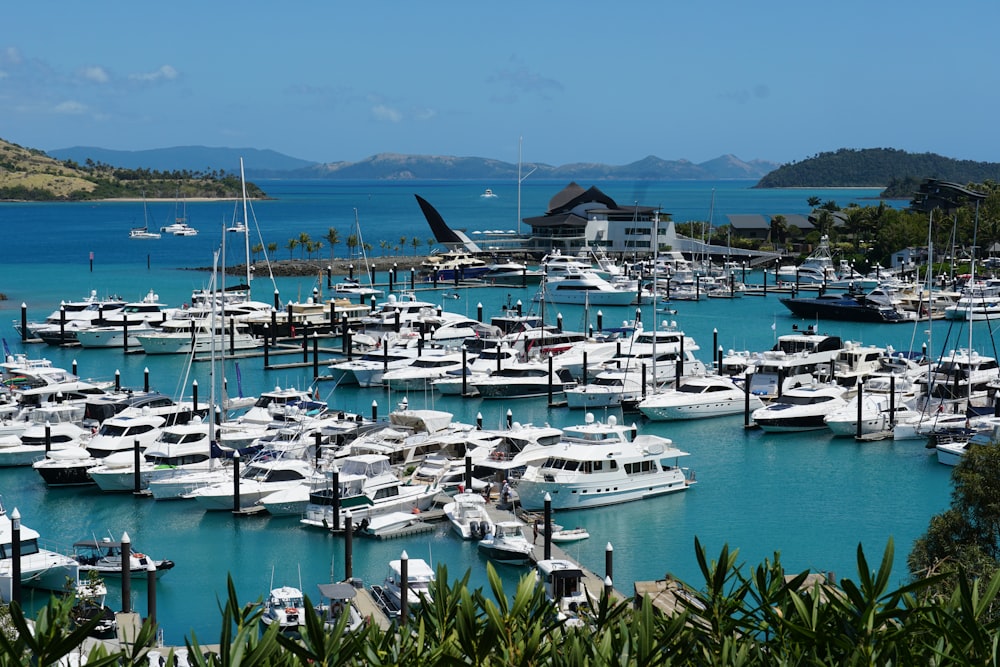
[354,209,376,290]
[517,136,536,239]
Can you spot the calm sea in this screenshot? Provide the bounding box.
[0,179,953,644]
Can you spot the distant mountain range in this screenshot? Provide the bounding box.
[46,145,779,181]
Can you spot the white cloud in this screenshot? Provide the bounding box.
[372,104,402,123]
[81,66,109,84]
[53,100,87,115]
[414,108,436,121]
[128,65,179,83]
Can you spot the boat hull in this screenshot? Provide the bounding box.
[516,471,689,511]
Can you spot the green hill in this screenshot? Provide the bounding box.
[0,137,264,201]
[756,148,1000,193]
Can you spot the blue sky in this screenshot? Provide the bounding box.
[2,1,997,167]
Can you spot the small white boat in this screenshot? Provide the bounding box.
[128,227,161,240]
[380,557,435,613]
[550,527,590,543]
[356,511,428,538]
[443,491,494,540]
[260,585,307,634]
[480,188,499,198]
[477,520,534,565]
[536,558,590,625]
[72,536,175,579]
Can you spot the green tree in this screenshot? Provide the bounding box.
[769,214,788,245]
[298,232,312,259]
[285,238,299,260]
[345,233,359,258]
[910,442,1000,588]
[266,241,277,258]
[411,236,421,255]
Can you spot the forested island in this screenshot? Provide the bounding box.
[757,147,1000,196]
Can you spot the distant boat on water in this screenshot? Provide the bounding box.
[480,188,498,199]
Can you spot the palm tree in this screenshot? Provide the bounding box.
[345,233,359,258]
[807,196,822,208]
[251,243,263,262]
[411,236,421,255]
[285,238,299,260]
[324,227,341,261]
[298,232,311,259]
[814,210,836,238]
[266,241,277,258]
[770,214,789,245]
[379,240,390,256]
[399,236,407,256]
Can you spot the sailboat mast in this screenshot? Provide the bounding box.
[240,158,252,293]
[517,137,522,237]
[209,249,219,445]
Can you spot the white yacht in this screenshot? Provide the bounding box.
[442,491,494,540]
[16,291,125,341]
[0,502,80,594]
[188,458,323,511]
[638,374,763,421]
[471,362,577,400]
[85,414,166,460]
[237,387,315,425]
[431,345,520,396]
[299,454,438,527]
[477,520,534,565]
[774,235,838,284]
[915,348,1000,401]
[751,384,848,432]
[746,325,844,400]
[381,351,470,391]
[135,317,260,355]
[943,279,1000,321]
[330,339,422,388]
[565,367,649,409]
[380,557,434,614]
[0,408,90,467]
[537,271,636,306]
[515,414,693,510]
[75,290,176,349]
[824,391,922,437]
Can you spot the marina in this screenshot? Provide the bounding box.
[0,178,959,645]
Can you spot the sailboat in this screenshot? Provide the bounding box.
[161,191,198,236]
[333,209,383,298]
[129,196,161,239]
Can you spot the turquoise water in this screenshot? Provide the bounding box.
[0,180,951,644]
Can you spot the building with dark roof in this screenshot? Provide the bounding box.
[521,182,670,254]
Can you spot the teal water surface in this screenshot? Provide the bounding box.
[0,180,949,644]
